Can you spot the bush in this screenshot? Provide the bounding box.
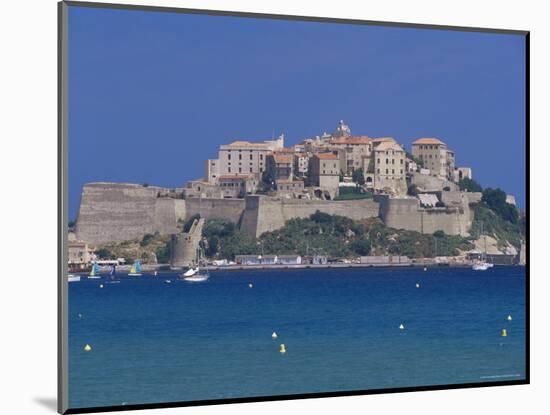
[155,241,171,263]
[95,248,113,259]
[459,177,482,193]
[433,230,445,238]
[482,188,518,224]
[140,233,155,247]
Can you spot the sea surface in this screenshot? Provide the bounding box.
[68,266,526,409]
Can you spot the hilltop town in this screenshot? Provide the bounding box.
[69,120,526,270]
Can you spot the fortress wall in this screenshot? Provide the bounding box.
[411,173,457,192]
[153,198,182,235]
[184,198,245,224]
[241,196,380,237]
[378,196,423,232]
[75,183,166,244]
[377,195,472,236]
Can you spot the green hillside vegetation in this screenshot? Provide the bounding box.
[95,232,171,264]
[202,211,474,260]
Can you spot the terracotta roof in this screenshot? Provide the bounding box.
[412,138,446,145]
[272,153,294,164]
[332,135,371,145]
[314,152,338,160]
[374,141,404,152]
[371,137,396,143]
[218,174,254,180]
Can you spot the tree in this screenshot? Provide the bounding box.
[459,177,482,193]
[140,233,155,247]
[352,168,366,186]
[155,241,171,263]
[95,248,113,259]
[482,188,518,224]
[350,238,371,256]
[433,230,445,238]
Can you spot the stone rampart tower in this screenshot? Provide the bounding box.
[170,218,205,268]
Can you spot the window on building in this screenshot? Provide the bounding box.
[250,167,253,173]
[400,169,403,174]
[239,154,242,160]
[228,167,231,173]
[392,159,395,164]
[228,154,231,160]
[239,167,242,173]
[260,154,263,160]
[386,169,388,174]
[377,169,380,174]
[250,154,253,160]
[377,158,380,164]
[392,169,395,174]
[386,159,389,164]
[400,159,403,164]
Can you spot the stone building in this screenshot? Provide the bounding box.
[333,119,351,138]
[218,175,258,198]
[213,135,284,180]
[204,159,219,184]
[331,135,373,174]
[308,153,340,198]
[170,217,204,268]
[68,240,95,269]
[372,141,407,195]
[293,153,310,177]
[275,179,305,195]
[411,138,455,180]
[266,152,294,181]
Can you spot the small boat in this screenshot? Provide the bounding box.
[106,265,121,283]
[472,222,493,271]
[183,267,198,277]
[68,274,81,282]
[183,269,209,282]
[181,247,209,282]
[472,261,490,271]
[88,262,101,279]
[128,260,143,276]
[164,279,172,284]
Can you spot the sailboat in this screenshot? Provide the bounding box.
[472,222,493,271]
[128,260,143,276]
[68,274,80,282]
[88,262,101,279]
[106,264,121,284]
[181,247,209,282]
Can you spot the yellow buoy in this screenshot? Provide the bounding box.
[248,283,253,288]
[84,344,92,352]
[99,284,104,288]
[279,344,286,353]
[415,283,420,288]
[507,315,512,321]
[272,331,278,339]
[399,324,405,330]
[501,329,507,337]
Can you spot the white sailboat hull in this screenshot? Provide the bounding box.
[68,275,81,282]
[183,274,209,282]
[183,267,199,277]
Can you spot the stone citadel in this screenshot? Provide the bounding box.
[74,121,484,246]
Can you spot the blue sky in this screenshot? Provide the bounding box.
[68,6,526,219]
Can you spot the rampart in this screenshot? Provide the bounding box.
[75,183,185,244]
[170,218,204,267]
[376,194,472,236]
[241,195,380,237]
[75,182,474,244]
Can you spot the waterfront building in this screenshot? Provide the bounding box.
[333,119,351,138]
[68,240,96,270]
[278,255,302,265]
[293,153,310,177]
[204,159,219,184]
[411,138,455,180]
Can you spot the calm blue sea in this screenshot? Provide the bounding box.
[68,266,526,409]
